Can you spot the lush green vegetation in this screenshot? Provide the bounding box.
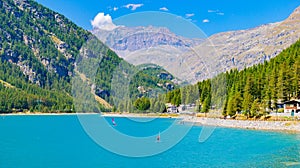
[0,0,175,113]
[0,60,74,113]
[134,97,151,111]
[107,63,175,113]
[222,39,300,118]
[0,0,89,112]
[166,39,300,118]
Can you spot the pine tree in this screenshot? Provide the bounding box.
[201,96,210,113]
[242,77,253,118]
[250,99,260,118]
[277,63,288,101]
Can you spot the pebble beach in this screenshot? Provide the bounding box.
[183,117,300,133]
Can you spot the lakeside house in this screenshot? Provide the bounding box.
[166,104,178,113]
[166,103,196,113]
[284,100,300,114]
[269,100,300,117]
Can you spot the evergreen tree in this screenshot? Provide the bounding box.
[250,99,260,118]
[242,77,253,118]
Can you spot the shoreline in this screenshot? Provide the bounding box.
[0,112,98,116]
[103,113,300,133]
[101,112,180,118]
[0,112,181,118]
[1,112,300,133]
[182,117,300,133]
[0,112,178,118]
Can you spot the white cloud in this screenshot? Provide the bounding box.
[113,7,118,11]
[208,9,225,16]
[208,10,217,13]
[202,19,210,23]
[108,6,119,11]
[123,3,143,11]
[159,7,169,11]
[185,13,195,18]
[91,13,117,30]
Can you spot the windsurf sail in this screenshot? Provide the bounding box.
[156,132,160,142]
[112,118,117,126]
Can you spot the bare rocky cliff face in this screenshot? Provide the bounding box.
[206,5,300,72]
[92,6,300,83]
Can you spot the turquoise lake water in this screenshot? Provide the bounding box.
[0,115,300,168]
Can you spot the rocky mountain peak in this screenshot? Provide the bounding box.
[285,6,300,23]
[92,5,300,82]
[92,26,203,53]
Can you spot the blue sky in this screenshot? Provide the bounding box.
[35,0,300,38]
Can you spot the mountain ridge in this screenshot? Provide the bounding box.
[92,6,300,82]
[92,25,204,52]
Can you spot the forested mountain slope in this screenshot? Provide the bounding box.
[0,0,174,113]
[222,38,300,117]
[166,38,300,117]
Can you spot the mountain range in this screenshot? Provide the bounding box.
[92,6,300,83]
